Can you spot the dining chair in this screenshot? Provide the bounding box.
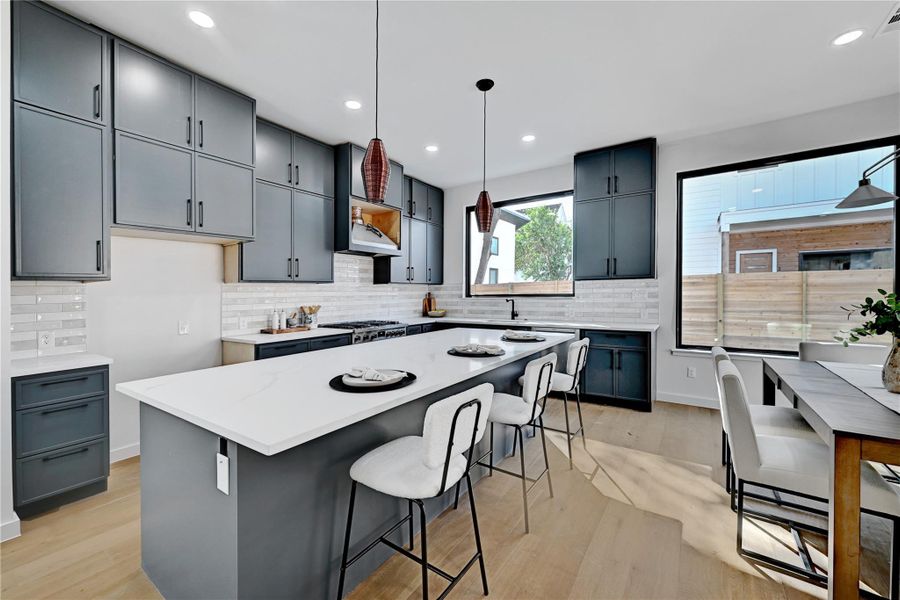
[799,341,889,364]
[336,383,493,600]
[718,359,900,598]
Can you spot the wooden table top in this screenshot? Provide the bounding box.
[763,357,900,443]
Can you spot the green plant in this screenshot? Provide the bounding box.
[835,289,900,346]
[514,205,573,281]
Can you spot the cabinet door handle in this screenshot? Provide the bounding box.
[96,240,102,271]
[288,258,293,278]
[187,117,191,145]
[406,266,410,281]
[198,201,204,228]
[614,175,619,193]
[412,200,416,216]
[40,376,88,386]
[288,163,292,183]
[427,206,431,220]
[92,85,101,119]
[613,257,617,276]
[42,446,89,462]
[606,176,610,195]
[295,165,299,185]
[198,120,204,147]
[606,257,610,276]
[411,267,415,281]
[41,403,89,416]
[294,258,299,278]
[186,199,192,226]
[427,267,431,282]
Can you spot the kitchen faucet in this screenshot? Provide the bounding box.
[506,298,519,320]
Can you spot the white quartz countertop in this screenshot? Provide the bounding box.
[10,353,113,378]
[222,327,351,345]
[404,316,659,333]
[119,328,573,456]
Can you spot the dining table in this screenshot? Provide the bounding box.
[762,358,900,599]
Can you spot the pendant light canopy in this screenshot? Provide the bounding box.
[362,0,390,203]
[474,78,495,233]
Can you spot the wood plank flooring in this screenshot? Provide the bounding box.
[1,400,894,599]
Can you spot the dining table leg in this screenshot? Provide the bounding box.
[828,434,861,600]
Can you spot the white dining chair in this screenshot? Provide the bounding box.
[718,359,900,597]
[336,383,493,600]
[799,341,889,364]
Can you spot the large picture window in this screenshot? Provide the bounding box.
[678,138,898,353]
[466,192,574,296]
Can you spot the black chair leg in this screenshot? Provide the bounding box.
[892,517,900,600]
[538,416,554,498]
[511,428,518,457]
[721,429,727,466]
[453,480,461,510]
[488,422,494,476]
[416,499,428,600]
[735,479,744,555]
[336,480,357,600]
[466,473,489,596]
[725,442,732,493]
[517,426,530,534]
[575,387,586,443]
[562,392,573,469]
[408,499,414,550]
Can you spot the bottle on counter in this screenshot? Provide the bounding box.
[278,310,287,330]
[270,311,278,330]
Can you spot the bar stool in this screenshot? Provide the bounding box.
[472,353,557,534]
[336,383,493,600]
[517,338,589,469]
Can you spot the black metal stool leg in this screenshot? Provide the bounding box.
[488,422,494,476]
[562,392,573,469]
[453,481,461,510]
[892,517,899,600]
[408,499,414,550]
[416,499,428,600]
[511,428,518,457]
[539,416,554,498]
[517,426,530,533]
[575,387,586,442]
[465,473,489,596]
[336,480,357,600]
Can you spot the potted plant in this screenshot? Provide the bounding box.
[836,288,900,393]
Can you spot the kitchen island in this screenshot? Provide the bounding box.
[118,328,573,599]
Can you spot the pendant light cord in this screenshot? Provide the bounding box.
[482,89,487,191]
[375,0,380,139]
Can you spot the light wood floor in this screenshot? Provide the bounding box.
[1,401,894,599]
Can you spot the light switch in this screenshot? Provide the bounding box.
[216,453,229,495]
[178,320,190,335]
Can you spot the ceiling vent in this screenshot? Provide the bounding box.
[876,2,900,36]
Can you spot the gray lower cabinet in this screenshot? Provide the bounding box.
[240,182,293,281]
[255,120,292,186]
[254,334,351,360]
[196,77,255,166]
[292,134,334,197]
[573,199,611,279]
[292,192,334,282]
[195,155,254,239]
[426,185,444,225]
[13,1,109,125]
[12,365,110,517]
[426,223,443,284]
[113,41,194,150]
[581,330,651,411]
[114,131,194,231]
[13,103,108,279]
[611,193,654,278]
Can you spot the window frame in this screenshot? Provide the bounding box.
[490,236,499,256]
[676,135,900,355]
[465,190,576,298]
[488,268,499,284]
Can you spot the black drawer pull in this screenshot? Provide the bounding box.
[294,258,299,278]
[198,201,204,228]
[606,176,610,195]
[295,165,299,185]
[198,120,204,147]
[288,163,292,183]
[187,116,191,145]
[39,376,89,387]
[96,240,102,272]
[613,257,617,275]
[287,257,293,278]
[92,84,101,119]
[42,447,89,462]
[614,175,619,193]
[41,403,89,416]
[187,199,192,226]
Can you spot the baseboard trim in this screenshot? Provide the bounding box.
[110,442,140,464]
[1,516,21,542]
[656,391,719,410]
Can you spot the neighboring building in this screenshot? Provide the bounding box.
[468,208,530,284]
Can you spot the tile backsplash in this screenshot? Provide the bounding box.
[10,281,88,360]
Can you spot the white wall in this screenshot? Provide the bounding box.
[87,237,223,460]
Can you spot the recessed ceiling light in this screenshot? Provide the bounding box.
[832,29,864,46]
[425,145,439,153]
[188,10,215,29]
[521,134,536,143]
[344,99,362,110]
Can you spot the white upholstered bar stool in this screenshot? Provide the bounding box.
[336,383,493,600]
[474,353,557,534]
[518,338,589,469]
[718,360,900,597]
[799,340,889,364]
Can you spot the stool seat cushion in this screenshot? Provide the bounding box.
[749,405,820,441]
[517,372,575,393]
[350,436,467,500]
[489,392,543,426]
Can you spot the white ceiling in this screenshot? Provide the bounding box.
[54,1,900,189]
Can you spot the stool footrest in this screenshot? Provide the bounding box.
[345,513,412,569]
[542,423,583,438]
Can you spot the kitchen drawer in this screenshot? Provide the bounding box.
[14,367,108,410]
[309,335,351,352]
[421,324,435,334]
[15,438,109,507]
[406,325,423,336]
[255,340,310,360]
[16,395,107,457]
[584,331,647,349]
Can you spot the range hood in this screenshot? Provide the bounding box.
[351,222,398,252]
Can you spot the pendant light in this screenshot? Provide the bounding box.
[474,78,495,233]
[362,0,390,203]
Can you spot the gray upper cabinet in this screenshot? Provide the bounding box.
[426,185,444,225]
[384,161,404,210]
[350,145,366,199]
[410,179,428,220]
[612,141,654,196]
[14,104,107,279]
[114,41,194,149]
[115,132,193,231]
[241,182,293,281]
[292,192,334,282]
[195,155,254,239]
[255,120,292,186]
[574,199,611,280]
[426,222,443,284]
[409,219,428,283]
[611,193,653,278]
[390,217,412,282]
[292,135,334,197]
[13,2,109,125]
[195,78,255,166]
[575,150,611,201]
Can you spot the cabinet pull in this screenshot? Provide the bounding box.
[606,176,610,195]
[42,446,89,462]
[406,266,410,281]
[288,163,292,183]
[427,267,431,282]
[186,199,192,226]
[92,85,101,119]
[198,201,204,227]
[411,267,415,280]
[41,403,90,416]
[294,258,299,278]
[613,257,617,276]
[187,116,191,145]
[39,376,88,386]
[427,206,431,220]
[606,258,610,276]
[412,200,416,216]
[96,240,102,271]
[614,175,619,193]
[198,120,204,147]
[295,165,299,185]
[288,258,293,278]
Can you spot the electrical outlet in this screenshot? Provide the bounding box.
[239,317,249,330]
[38,332,53,348]
[178,320,190,335]
[686,367,697,379]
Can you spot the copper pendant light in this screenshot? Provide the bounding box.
[474,79,495,233]
[362,0,390,203]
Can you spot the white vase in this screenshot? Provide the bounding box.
[882,336,900,393]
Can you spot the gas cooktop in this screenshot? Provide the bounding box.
[322,320,407,344]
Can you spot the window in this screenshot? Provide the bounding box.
[466,191,574,296]
[678,138,898,353]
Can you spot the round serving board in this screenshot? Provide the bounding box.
[328,372,417,393]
